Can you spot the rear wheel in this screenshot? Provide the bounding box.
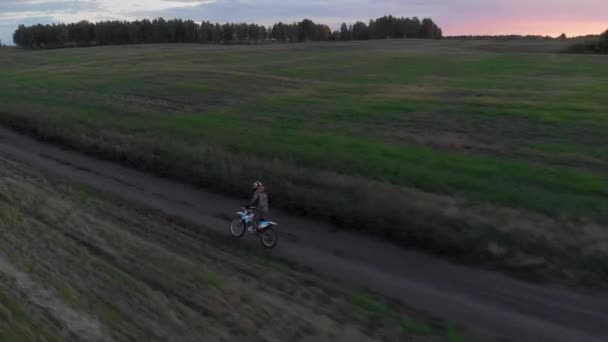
[260,228,278,249]
[230,219,246,238]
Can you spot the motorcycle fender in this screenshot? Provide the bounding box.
[259,222,278,229]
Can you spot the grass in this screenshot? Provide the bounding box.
[1,39,607,284]
[350,288,466,341]
[195,270,224,288]
[0,155,468,341]
[402,318,434,336]
[351,289,390,317]
[446,324,465,342]
[0,290,59,342]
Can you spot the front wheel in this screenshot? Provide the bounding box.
[260,228,278,249]
[230,219,246,238]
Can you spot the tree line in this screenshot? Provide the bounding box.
[565,30,608,54]
[339,16,441,41]
[13,16,442,49]
[445,32,606,41]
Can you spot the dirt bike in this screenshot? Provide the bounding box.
[230,207,278,249]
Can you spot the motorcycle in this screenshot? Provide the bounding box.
[230,207,278,249]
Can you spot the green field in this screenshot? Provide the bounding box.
[0,154,461,341]
[1,39,607,283]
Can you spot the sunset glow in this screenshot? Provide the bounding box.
[447,19,607,37]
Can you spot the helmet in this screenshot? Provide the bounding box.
[252,181,263,190]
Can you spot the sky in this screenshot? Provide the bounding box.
[1,0,607,45]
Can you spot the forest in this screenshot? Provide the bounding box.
[12,16,443,49]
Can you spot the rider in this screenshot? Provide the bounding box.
[247,181,269,231]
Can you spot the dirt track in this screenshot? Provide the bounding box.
[1,126,607,342]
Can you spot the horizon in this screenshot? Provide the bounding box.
[1,0,607,45]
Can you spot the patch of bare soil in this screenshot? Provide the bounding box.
[0,255,112,341]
